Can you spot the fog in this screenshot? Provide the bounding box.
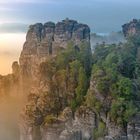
[0,33,26,75]
[90,32,125,51]
[0,96,26,140]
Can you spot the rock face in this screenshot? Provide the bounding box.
[19,18,90,93]
[19,19,93,140]
[122,19,140,37]
[0,19,132,140]
[20,106,96,140]
[127,113,140,140]
[87,73,140,140]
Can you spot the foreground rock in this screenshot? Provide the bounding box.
[21,107,96,140]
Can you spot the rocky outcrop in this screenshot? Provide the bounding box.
[19,18,90,94]
[19,19,93,140]
[122,19,140,37]
[20,106,96,140]
[87,74,140,140]
[18,19,140,140]
[127,113,140,140]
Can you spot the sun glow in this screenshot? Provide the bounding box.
[0,33,26,75]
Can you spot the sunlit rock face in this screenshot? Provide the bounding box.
[19,19,90,93]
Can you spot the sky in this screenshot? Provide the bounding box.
[0,0,140,74]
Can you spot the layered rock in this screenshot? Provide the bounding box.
[127,113,140,140]
[19,18,90,93]
[19,19,92,140]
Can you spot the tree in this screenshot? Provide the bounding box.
[112,77,133,100]
[76,67,88,105]
[78,42,92,77]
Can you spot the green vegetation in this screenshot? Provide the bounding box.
[94,121,106,139]
[87,37,140,127]
[86,90,102,113]
[27,34,140,129]
[110,99,137,125]
[23,41,93,126]
[44,115,58,125]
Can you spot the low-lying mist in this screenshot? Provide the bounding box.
[0,96,26,140]
[90,32,125,51]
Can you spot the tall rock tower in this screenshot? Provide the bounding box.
[19,19,90,93]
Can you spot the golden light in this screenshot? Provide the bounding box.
[0,33,26,75]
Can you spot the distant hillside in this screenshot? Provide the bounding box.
[91,31,125,51]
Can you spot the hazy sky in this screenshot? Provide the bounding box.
[0,0,140,74]
[1,0,140,33]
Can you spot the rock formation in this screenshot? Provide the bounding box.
[122,19,140,37]
[19,19,93,140]
[19,19,140,140]
[20,106,96,140]
[19,18,90,94]
[87,75,137,140]
[0,19,140,140]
